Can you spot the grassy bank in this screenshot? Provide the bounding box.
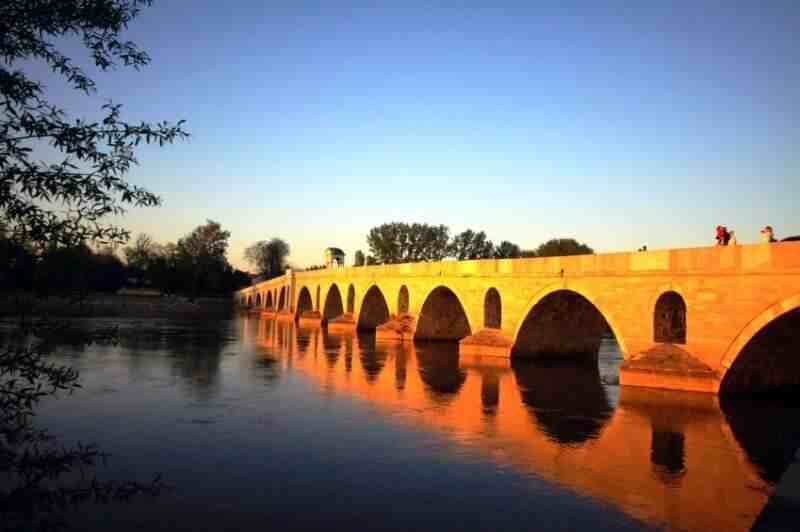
[0,292,236,319]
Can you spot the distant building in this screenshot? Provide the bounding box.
[324,247,345,268]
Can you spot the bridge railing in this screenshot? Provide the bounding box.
[238,242,800,295]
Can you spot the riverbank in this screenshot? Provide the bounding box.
[0,292,235,319]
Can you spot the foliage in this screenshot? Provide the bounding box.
[0,1,186,528]
[353,250,365,267]
[449,229,494,260]
[243,238,290,279]
[494,240,521,258]
[0,0,188,250]
[529,238,594,257]
[366,222,451,264]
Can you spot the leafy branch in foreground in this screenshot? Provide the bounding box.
[1,0,187,529]
[0,0,189,249]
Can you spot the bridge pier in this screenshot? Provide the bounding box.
[327,312,356,332]
[459,329,514,357]
[375,314,416,342]
[619,345,721,394]
[298,311,323,327]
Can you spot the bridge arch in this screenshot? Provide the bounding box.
[323,284,344,321]
[398,285,410,315]
[357,285,390,330]
[296,286,313,315]
[265,291,273,309]
[346,285,355,314]
[720,294,800,395]
[415,285,472,341]
[484,287,502,329]
[255,293,262,307]
[247,295,253,307]
[654,291,687,344]
[512,286,621,362]
[278,287,286,311]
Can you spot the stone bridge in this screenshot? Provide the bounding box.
[237,242,800,395]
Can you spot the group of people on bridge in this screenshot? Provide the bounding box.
[715,225,779,246]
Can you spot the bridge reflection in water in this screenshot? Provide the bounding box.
[244,315,800,532]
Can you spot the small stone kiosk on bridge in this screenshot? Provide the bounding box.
[238,242,800,396]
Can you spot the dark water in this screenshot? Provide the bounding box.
[9,315,800,531]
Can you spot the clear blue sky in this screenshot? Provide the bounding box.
[42,1,800,268]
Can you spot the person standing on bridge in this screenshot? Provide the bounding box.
[715,225,730,246]
[761,225,777,243]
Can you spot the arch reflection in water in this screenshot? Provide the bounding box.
[248,315,799,532]
[512,359,612,445]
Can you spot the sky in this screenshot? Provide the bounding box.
[34,1,800,269]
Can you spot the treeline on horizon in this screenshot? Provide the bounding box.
[353,222,593,266]
[245,222,594,281]
[0,220,250,298]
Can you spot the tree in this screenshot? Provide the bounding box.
[1,0,188,250]
[530,238,594,257]
[366,222,450,264]
[449,229,495,260]
[1,1,182,526]
[354,249,365,267]
[494,240,521,259]
[176,221,231,298]
[244,238,290,279]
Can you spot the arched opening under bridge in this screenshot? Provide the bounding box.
[265,291,273,309]
[484,288,501,329]
[721,307,800,396]
[398,286,410,315]
[296,287,313,316]
[323,285,344,321]
[513,290,614,363]
[247,295,253,307]
[255,293,262,307]
[346,285,355,314]
[357,286,390,330]
[278,287,286,310]
[654,291,687,344]
[415,286,471,341]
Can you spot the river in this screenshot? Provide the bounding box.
[8,315,800,531]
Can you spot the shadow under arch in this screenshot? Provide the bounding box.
[415,286,471,341]
[398,285,410,314]
[484,287,501,329]
[512,359,613,445]
[346,285,355,314]
[255,293,262,307]
[654,290,687,344]
[278,287,286,310]
[720,303,800,396]
[265,291,273,309]
[296,286,313,316]
[323,284,344,321]
[357,285,390,330]
[415,342,467,404]
[513,288,616,363]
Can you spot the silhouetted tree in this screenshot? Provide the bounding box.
[366,222,450,264]
[530,238,594,257]
[244,238,290,279]
[176,221,232,298]
[449,229,495,260]
[494,240,522,258]
[0,1,183,527]
[354,249,365,266]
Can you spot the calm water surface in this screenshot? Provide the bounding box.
[14,315,800,531]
